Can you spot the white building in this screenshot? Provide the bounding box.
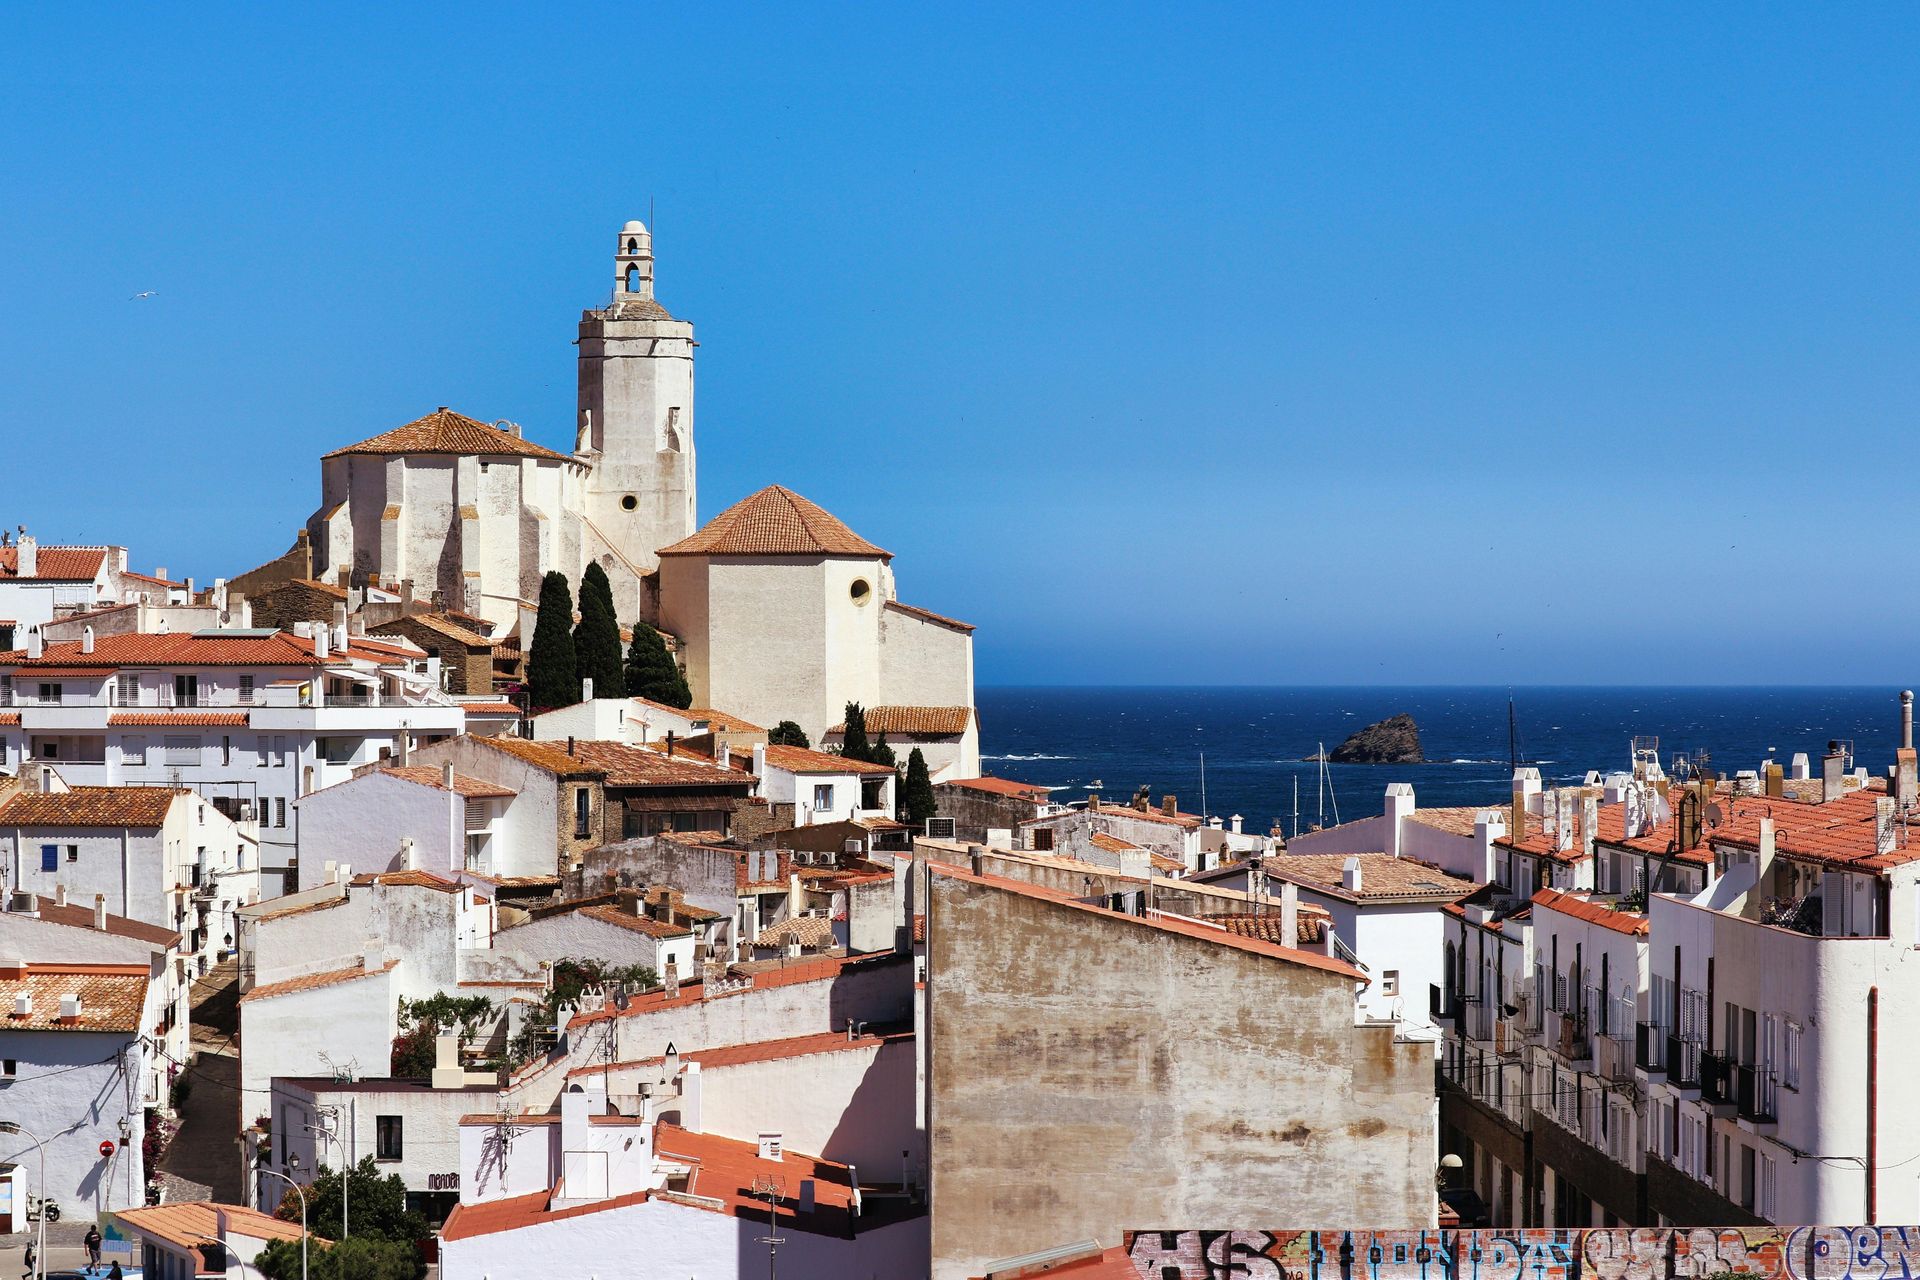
[659,486,976,745]
[293,763,516,891]
[820,705,981,782]
[0,960,155,1218]
[0,538,127,644]
[529,695,766,764]
[114,1200,316,1280]
[0,627,470,894]
[0,784,256,975]
[749,742,896,827]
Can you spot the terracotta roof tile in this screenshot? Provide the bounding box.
[0,787,186,828]
[579,904,691,939]
[939,776,1053,802]
[1201,909,1332,947]
[657,485,889,558]
[569,740,751,788]
[882,600,975,632]
[753,915,835,948]
[371,613,494,648]
[239,959,396,1003]
[1088,831,1144,853]
[29,901,181,947]
[1406,806,1491,837]
[109,712,250,727]
[469,734,604,777]
[685,707,763,732]
[323,407,572,462]
[1027,801,1201,830]
[1532,888,1650,936]
[1257,852,1478,903]
[570,1025,911,1078]
[0,546,109,582]
[346,869,469,893]
[0,962,149,1031]
[113,1201,320,1252]
[1711,789,1916,870]
[374,766,516,799]
[827,706,972,736]
[460,703,522,716]
[758,743,896,776]
[0,631,318,670]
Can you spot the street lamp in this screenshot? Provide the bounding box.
[304,1113,348,1237]
[256,1167,308,1280]
[0,1120,47,1280]
[184,1229,259,1279]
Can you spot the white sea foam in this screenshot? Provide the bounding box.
[984,753,1071,761]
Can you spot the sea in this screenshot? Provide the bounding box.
[975,686,1912,836]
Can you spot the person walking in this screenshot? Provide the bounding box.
[20,1240,33,1280]
[107,1263,123,1280]
[82,1225,102,1269]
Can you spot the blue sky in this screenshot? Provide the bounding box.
[4,5,1920,685]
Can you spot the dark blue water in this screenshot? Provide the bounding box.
[976,687,1910,835]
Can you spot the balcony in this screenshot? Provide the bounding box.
[1494,1018,1526,1058]
[1668,1033,1700,1087]
[1552,1011,1593,1068]
[1429,987,1455,1023]
[1595,1032,1634,1082]
[1463,1001,1493,1044]
[1735,1063,1777,1124]
[1700,1049,1734,1107]
[1636,1022,1667,1073]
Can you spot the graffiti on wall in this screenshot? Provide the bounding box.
[1122,1228,1920,1280]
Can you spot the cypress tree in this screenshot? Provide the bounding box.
[870,731,896,769]
[839,702,872,762]
[527,571,578,710]
[572,563,626,699]
[900,747,937,828]
[769,720,811,748]
[625,620,691,708]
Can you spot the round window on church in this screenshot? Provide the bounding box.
[850,578,872,605]
[621,494,638,511]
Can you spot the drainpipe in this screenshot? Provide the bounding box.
[1868,985,1880,1222]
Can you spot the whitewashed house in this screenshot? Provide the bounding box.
[0,960,156,1218]
[820,705,981,781]
[293,764,517,891]
[114,1200,316,1280]
[0,538,127,644]
[748,743,895,828]
[0,785,256,975]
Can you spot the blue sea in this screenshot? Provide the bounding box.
[975,687,1912,836]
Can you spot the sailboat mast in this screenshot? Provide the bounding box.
[1317,743,1325,829]
[1508,694,1518,773]
[1292,775,1299,840]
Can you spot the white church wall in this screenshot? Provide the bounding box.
[702,557,831,738]
[820,556,886,742]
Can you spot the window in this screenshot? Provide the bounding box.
[0,676,10,706]
[122,735,146,765]
[174,674,198,707]
[39,845,56,873]
[812,784,834,813]
[376,1115,403,1161]
[274,735,288,767]
[66,846,77,864]
[1757,1152,1777,1219]
[38,683,61,705]
[0,1059,13,1078]
[621,494,638,511]
[1032,827,1054,852]
[239,675,255,703]
[117,674,138,706]
[164,736,196,766]
[222,735,232,766]
[849,578,872,604]
[275,798,287,828]
[574,788,591,838]
[1784,1021,1802,1090]
[1381,970,1400,998]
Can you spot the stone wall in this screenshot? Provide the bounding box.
[369,616,493,694]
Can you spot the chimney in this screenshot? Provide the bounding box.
[92,893,107,932]
[567,736,576,757]
[1876,796,1898,857]
[1898,749,1918,813]
[969,845,985,876]
[400,579,415,618]
[1790,752,1811,781]
[442,762,455,791]
[362,942,383,972]
[331,622,347,653]
[1823,742,1846,804]
[1162,795,1177,818]
[1088,793,1100,812]
[1580,794,1598,863]
[757,1133,783,1162]
[1473,809,1506,884]
[1383,783,1414,857]
[582,676,594,702]
[236,594,251,628]
[665,730,676,759]
[314,627,329,659]
[1342,856,1363,894]
[752,743,767,777]
[1764,761,1784,799]
[1755,816,1777,896]
[1679,784,1705,850]
[154,566,166,583]
[26,628,42,659]
[58,994,81,1022]
[1904,690,1915,751]
[53,884,66,908]
[15,535,35,579]
[1279,878,1299,949]
[80,625,94,655]
[1230,814,1243,835]
[663,958,680,999]
[10,993,29,1017]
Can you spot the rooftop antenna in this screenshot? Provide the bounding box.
[752,1175,786,1280]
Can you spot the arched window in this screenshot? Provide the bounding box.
[626,238,638,254]
[624,263,640,292]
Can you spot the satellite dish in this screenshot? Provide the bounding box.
[1706,803,1724,827]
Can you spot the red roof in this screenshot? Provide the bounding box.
[882,600,975,632]
[323,407,572,462]
[758,743,896,776]
[658,485,889,559]
[940,776,1053,802]
[0,787,187,828]
[239,960,396,1003]
[569,1025,911,1078]
[365,766,515,799]
[1532,888,1650,937]
[109,712,250,727]
[0,631,317,670]
[0,546,109,582]
[1712,789,1915,870]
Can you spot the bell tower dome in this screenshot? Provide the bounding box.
[576,219,697,623]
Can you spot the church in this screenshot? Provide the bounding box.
[300,222,977,752]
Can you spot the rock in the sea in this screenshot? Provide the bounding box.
[1325,714,1424,764]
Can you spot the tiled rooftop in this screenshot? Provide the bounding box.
[827,706,972,736]
[0,631,318,669]
[0,546,108,582]
[940,776,1053,802]
[758,743,897,776]
[0,962,149,1031]
[323,407,571,462]
[238,959,396,1003]
[883,600,975,632]
[1257,852,1477,903]
[657,485,890,559]
[1533,888,1650,936]
[0,786,186,828]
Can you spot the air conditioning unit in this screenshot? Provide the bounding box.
[924,818,956,839]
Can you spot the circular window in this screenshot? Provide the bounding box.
[850,578,872,605]
[621,494,638,511]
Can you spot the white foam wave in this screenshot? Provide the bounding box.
[984,753,1072,762]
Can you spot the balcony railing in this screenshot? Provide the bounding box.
[1552,1011,1593,1066]
[1637,1021,1668,1073]
[1595,1032,1634,1082]
[1495,1018,1526,1057]
[1463,1002,1494,1043]
[1430,987,1455,1022]
[1736,1063,1777,1123]
[1700,1049,1734,1105]
[1668,1033,1701,1087]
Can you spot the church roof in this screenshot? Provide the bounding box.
[657,486,890,559]
[324,407,572,462]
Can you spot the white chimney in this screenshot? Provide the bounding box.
[752,743,768,777]
[1342,856,1363,893]
[1279,878,1299,948]
[12,994,30,1018]
[757,1133,783,1162]
[315,627,329,659]
[582,677,594,702]
[26,628,42,659]
[331,623,347,653]
[80,626,94,655]
[15,535,35,579]
[1383,782,1414,857]
[1230,814,1243,835]
[1473,809,1507,883]
[53,883,66,908]
[1790,752,1811,781]
[442,762,455,790]
[93,893,107,932]
[58,994,81,1020]
[362,942,383,972]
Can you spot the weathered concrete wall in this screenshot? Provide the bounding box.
[564,836,738,919]
[926,871,1435,1280]
[0,1029,146,1217]
[932,784,1049,844]
[691,1037,921,1172]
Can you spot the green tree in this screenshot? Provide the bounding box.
[900,747,937,828]
[390,992,494,1076]
[572,563,626,699]
[869,731,896,769]
[624,620,690,708]
[527,571,578,710]
[838,702,872,762]
[256,1235,420,1280]
[273,1157,429,1260]
[768,720,810,748]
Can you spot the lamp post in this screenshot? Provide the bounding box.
[0,1120,47,1280]
[256,1167,308,1280]
[305,1113,348,1237]
[184,1229,259,1279]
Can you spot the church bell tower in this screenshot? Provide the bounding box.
[576,219,698,621]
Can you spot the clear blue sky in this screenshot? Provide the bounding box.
[5,5,1919,685]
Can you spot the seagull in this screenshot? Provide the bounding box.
[129,291,157,300]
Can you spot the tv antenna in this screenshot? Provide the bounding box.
[752,1175,786,1280]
